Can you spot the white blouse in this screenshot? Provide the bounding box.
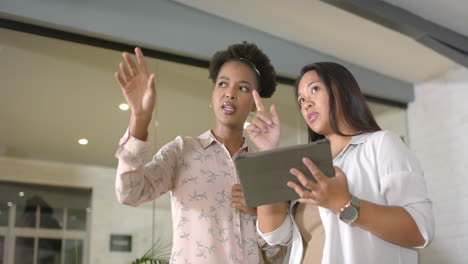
[258,130,434,264]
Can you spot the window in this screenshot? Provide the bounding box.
[0,236,4,264]
[0,181,91,264]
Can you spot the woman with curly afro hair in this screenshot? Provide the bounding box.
[114,42,285,263]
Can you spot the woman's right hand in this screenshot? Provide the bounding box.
[115,47,156,119]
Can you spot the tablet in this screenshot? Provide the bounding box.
[234,140,334,207]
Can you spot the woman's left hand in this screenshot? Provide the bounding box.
[287,157,351,213]
[231,184,257,216]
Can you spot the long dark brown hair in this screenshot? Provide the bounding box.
[295,62,381,142]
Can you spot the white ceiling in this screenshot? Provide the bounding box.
[173,0,463,83]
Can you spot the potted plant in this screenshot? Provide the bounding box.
[132,236,171,264]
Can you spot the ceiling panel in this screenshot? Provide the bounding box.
[174,0,458,82]
[383,0,468,37]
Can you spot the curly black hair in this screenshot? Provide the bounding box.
[209,41,277,98]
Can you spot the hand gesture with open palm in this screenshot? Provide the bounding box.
[115,47,156,118]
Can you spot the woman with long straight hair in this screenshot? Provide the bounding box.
[244,62,434,264]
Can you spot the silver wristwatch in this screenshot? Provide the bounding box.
[339,194,360,224]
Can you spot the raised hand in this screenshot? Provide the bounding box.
[287,157,351,213]
[246,90,281,151]
[115,47,156,118]
[231,184,257,216]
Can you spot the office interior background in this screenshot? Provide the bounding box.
[1,0,467,263]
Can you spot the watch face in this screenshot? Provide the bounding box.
[341,206,358,223]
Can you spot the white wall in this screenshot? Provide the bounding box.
[407,66,468,264]
[0,157,172,264]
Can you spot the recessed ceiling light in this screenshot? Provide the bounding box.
[7,202,13,207]
[119,103,129,111]
[243,122,250,130]
[19,192,25,197]
[78,138,88,145]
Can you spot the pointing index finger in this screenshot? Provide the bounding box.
[253,90,266,112]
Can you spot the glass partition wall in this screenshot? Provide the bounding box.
[0,28,408,264]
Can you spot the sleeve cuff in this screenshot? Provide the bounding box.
[404,201,435,248]
[256,215,293,246]
[116,128,152,158]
